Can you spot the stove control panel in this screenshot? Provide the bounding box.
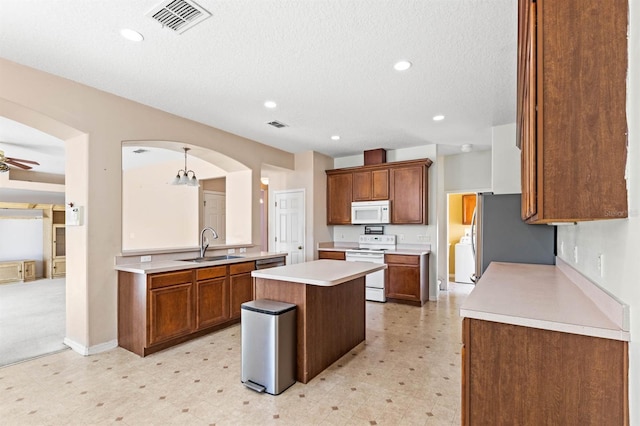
[358,234,396,245]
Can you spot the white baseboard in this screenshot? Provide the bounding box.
[64,338,118,356]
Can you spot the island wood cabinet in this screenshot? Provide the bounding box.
[326,158,432,225]
[462,318,629,424]
[119,260,258,357]
[517,0,628,223]
[384,253,429,306]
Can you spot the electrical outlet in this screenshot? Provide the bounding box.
[573,246,579,263]
[239,247,247,253]
[140,255,151,262]
[228,248,235,254]
[559,241,564,256]
[597,253,604,277]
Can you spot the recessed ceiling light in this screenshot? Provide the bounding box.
[394,60,412,71]
[120,28,144,42]
[331,135,341,141]
[433,115,445,121]
[264,101,277,109]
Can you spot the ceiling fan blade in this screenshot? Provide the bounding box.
[5,159,33,170]
[6,157,39,165]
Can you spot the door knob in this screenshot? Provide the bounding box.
[298,246,303,250]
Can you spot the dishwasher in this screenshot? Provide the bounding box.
[255,256,286,269]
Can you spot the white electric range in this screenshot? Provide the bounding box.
[345,234,396,302]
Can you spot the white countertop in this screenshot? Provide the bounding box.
[460,262,630,341]
[115,252,285,274]
[251,259,387,286]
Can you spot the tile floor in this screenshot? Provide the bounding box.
[0,283,473,425]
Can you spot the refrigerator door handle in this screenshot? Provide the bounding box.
[470,207,477,257]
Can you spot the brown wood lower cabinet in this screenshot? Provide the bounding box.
[149,282,193,346]
[229,262,255,319]
[318,250,346,260]
[385,254,428,306]
[118,261,256,357]
[462,318,629,425]
[195,266,229,330]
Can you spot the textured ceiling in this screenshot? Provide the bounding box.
[0,0,517,169]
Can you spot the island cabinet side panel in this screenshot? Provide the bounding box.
[253,278,308,383]
[117,271,148,357]
[305,277,366,382]
[465,319,628,425]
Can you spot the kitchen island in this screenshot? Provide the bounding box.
[252,259,386,383]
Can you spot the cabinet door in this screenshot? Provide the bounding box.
[0,262,22,284]
[353,170,389,201]
[230,272,253,319]
[327,172,353,224]
[196,277,229,329]
[371,169,389,200]
[518,0,537,221]
[52,258,66,278]
[352,171,373,201]
[148,283,194,345]
[22,261,36,282]
[386,263,420,302]
[390,165,426,224]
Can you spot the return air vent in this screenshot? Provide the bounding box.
[267,121,288,129]
[146,0,211,34]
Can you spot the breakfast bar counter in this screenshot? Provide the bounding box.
[251,260,386,383]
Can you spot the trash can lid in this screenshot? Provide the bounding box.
[241,299,296,315]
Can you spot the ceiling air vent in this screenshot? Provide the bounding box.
[267,121,288,129]
[146,0,211,34]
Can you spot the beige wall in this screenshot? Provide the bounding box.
[0,58,295,353]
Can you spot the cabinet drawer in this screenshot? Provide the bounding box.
[149,270,193,289]
[385,254,419,265]
[196,266,226,281]
[318,251,346,260]
[230,261,255,275]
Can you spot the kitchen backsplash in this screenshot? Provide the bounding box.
[332,224,433,245]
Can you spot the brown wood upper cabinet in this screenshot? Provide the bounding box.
[326,158,432,225]
[353,169,389,201]
[326,171,353,225]
[517,0,628,224]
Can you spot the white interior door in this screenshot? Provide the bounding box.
[204,191,226,243]
[274,190,305,264]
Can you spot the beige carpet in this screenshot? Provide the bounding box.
[0,277,67,367]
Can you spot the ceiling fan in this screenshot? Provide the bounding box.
[0,149,40,173]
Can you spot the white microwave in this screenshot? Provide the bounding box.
[351,200,390,224]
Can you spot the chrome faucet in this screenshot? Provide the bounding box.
[200,227,219,258]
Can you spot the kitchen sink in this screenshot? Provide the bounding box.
[180,255,245,263]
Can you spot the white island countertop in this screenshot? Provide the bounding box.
[251,259,386,287]
[460,261,630,341]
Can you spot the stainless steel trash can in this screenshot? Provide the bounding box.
[241,299,296,395]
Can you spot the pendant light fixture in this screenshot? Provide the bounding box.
[171,147,199,187]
